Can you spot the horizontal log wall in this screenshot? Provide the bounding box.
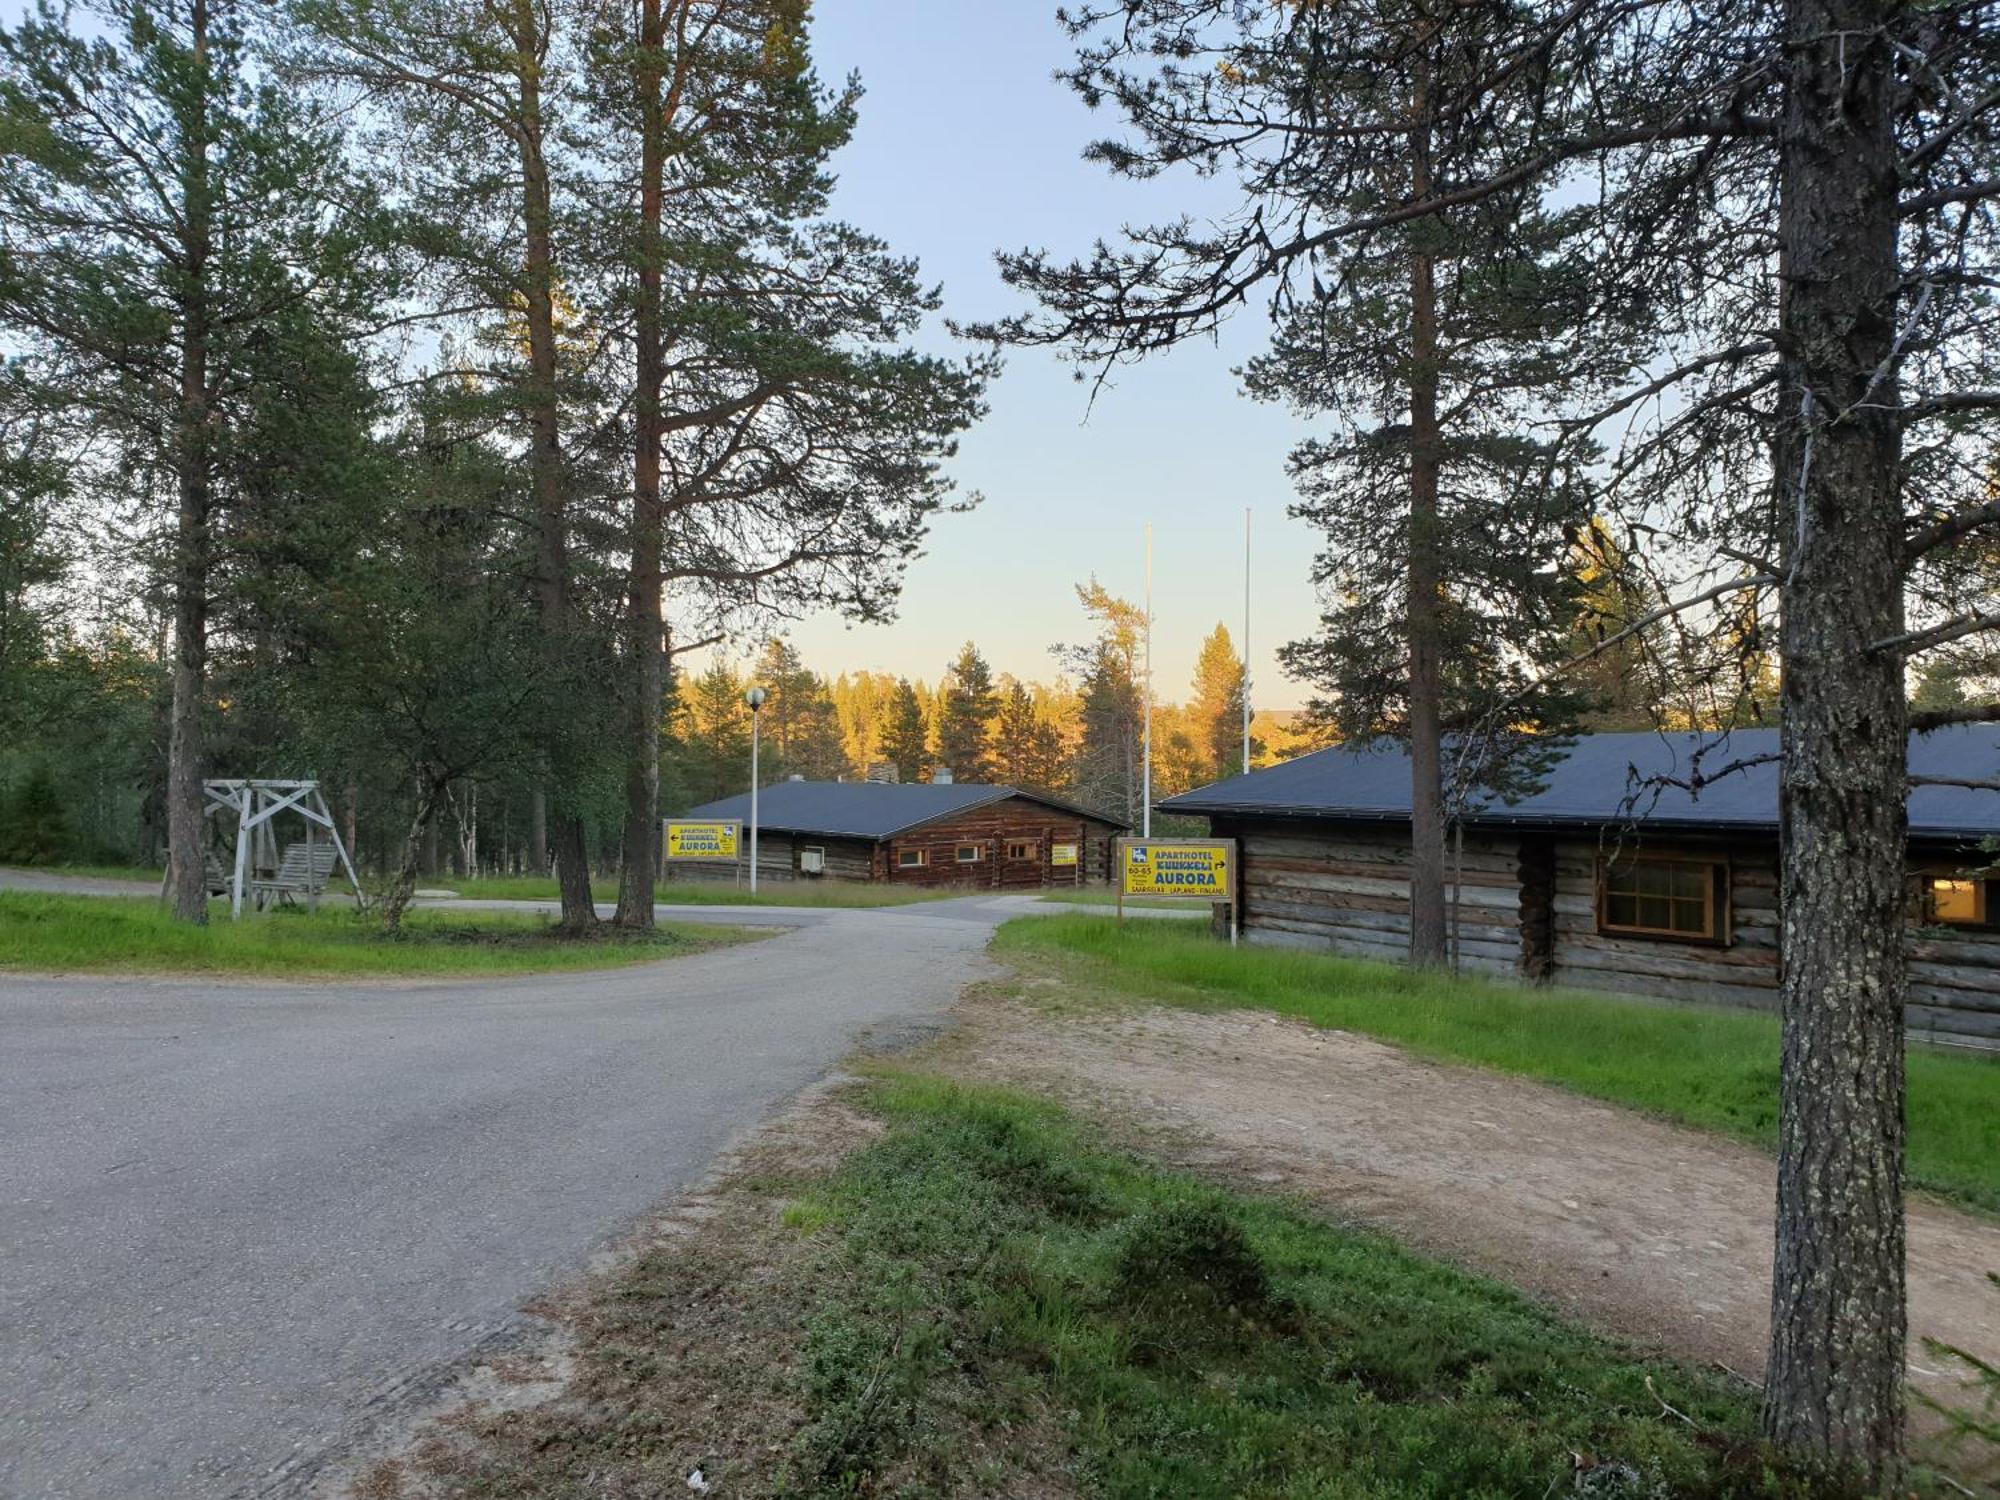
[1546,836,1780,1010]
[883,796,1118,889]
[1908,927,2000,1047]
[1227,818,1999,1051]
[1233,820,1522,975]
[664,833,875,885]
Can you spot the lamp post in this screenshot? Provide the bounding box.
[746,685,767,894]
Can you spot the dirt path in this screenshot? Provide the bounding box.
[939,993,2000,1423]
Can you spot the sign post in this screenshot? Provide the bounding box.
[664,820,741,861]
[662,820,743,893]
[1115,837,1237,944]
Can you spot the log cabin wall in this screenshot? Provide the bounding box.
[1226,817,1522,976]
[1907,843,2000,1048]
[1544,835,1781,1010]
[665,833,875,885]
[882,796,1119,890]
[1224,817,1998,1051]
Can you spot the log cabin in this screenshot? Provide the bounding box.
[1159,726,2000,1051]
[677,779,1124,890]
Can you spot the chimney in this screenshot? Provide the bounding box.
[931,766,953,785]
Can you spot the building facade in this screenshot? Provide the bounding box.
[677,780,1123,890]
[1163,728,2000,1051]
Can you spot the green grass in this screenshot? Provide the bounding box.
[417,873,954,907]
[0,892,763,978]
[777,1074,1858,1498]
[995,915,2000,1216]
[1038,886,1200,911]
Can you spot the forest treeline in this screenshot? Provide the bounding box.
[671,609,1296,822]
[0,0,994,927]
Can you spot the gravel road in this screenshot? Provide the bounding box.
[0,893,1030,1499]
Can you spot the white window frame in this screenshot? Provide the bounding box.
[955,844,984,864]
[897,848,927,869]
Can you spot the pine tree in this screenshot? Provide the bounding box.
[1063,581,1146,825]
[991,680,1066,794]
[667,661,751,807]
[1188,624,1251,783]
[935,642,997,782]
[0,0,387,920]
[0,763,66,864]
[880,678,930,783]
[987,0,1623,965]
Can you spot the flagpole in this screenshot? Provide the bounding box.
[1142,521,1153,838]
[1242,506,1252,776]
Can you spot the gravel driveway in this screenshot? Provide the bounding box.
[0,894,1026,1499]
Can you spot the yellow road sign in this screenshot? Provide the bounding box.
[1118,839,1232,899]
[665,820,740,859]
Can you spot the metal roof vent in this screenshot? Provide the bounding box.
[931,766,953,785]
[788,773,805,782]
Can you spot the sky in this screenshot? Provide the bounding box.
[758,0,1326,706]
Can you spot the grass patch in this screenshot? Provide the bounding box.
[777,1074,1857,1498]
[994,915,2000,1215]
[0,892,762,979]
[424,873,955,908]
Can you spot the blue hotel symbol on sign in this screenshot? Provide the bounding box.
[1130,848,1148,864]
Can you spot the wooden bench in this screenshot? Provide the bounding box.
[250,840,339,908]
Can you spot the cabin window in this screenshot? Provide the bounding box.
[1923,873,1996,927]
[1006,840,1036,861]
[956,844,984,863]
[898,848,927,869]
[1597,855,1729,942]
[799,846,825,876]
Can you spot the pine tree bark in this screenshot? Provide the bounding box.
[509,0,594,933]
[1761,0,1908,1482]
[1404,38,1448,968]
[614,0,670,930]
[162,0,213,926]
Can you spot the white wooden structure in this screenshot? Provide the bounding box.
[199,779,364,918]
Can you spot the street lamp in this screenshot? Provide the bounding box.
[746,686,767,894]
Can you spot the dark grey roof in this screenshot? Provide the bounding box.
[681,780,1126,841]
[1160,726,2000,842]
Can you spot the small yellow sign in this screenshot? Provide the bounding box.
[665,820,740,860]
[1051,842,1079,867]
[1120,840,1232,898]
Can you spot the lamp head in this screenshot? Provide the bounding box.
[745,686,768,711]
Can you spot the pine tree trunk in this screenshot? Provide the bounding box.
[1404,40,1448,969]
[162,0,213,926]
[510,0,593,933]
[615,0,669,930]
[550,813,594,927]
[1761,0,1908,1483]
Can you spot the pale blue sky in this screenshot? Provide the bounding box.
[789,1,1324,704]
